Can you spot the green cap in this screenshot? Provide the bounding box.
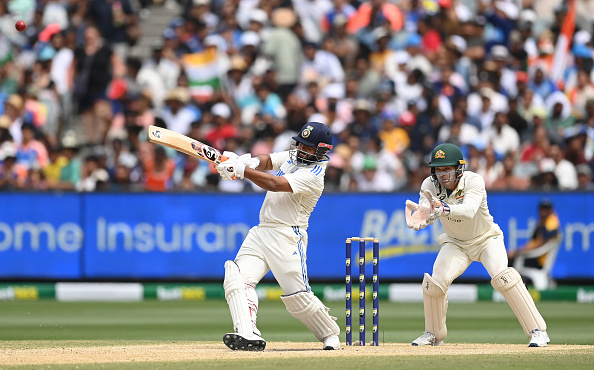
[428,143,466,167]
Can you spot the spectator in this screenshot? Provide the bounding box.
[143,145,175,191]
[576,163,594,190]
[17,122,49,170]
[160,87,199,135]
[477,145,503,189]
[548,143,578,191]
[0,141,27,190]
[55,132,82,190]
[485,111,521,158]
[508,199,562,290]
[354,155,394,192]
[71,26,114,145]
[437,105,479,147]
[205,102,237,150]
[87,0,138,59]
[490,153,531,191]
[261,8,302,100]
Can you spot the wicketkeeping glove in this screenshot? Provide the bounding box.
[405,200,432,231]
[423,190,450,224]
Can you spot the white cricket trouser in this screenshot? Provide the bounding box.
[235,225,310,294]
[432,230,508,289]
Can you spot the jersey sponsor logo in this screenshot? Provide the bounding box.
[434,150,445,159]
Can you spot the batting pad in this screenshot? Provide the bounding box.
[281,291,340,341]
[491,267,547,338]
[422,273,448,341]
[224,261,253,336]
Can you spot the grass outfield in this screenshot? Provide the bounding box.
[0,300,593,368]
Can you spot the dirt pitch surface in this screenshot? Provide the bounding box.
[2,342,593,366]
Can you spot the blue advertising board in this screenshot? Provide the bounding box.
[0,193,82,279]
[0,192,593,281]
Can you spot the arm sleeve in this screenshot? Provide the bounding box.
[418,177,434,208]
[448,175,485,220]
[269,151,290,171]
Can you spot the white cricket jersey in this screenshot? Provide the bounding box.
[419,171,502,244]
[258,151,326,229]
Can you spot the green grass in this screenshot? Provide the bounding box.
[3,353,594,370]
[0,300,592,344]
[0,300,593,369]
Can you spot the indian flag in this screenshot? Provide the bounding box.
[182,48,221,103]
[551,0,576,87]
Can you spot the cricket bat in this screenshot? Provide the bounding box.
[147,125,228,164]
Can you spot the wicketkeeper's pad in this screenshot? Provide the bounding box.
[491,267,547,338]
[422,273,448,341]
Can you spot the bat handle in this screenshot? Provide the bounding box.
[220,156,228,162]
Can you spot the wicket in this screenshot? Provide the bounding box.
[345,237,379,346]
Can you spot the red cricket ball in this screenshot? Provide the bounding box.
[15,20,27,32]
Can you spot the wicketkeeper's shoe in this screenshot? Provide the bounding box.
[322,334,340,350]
[223,332,266,351]
[529,329,550,347]
[412,331,444,346]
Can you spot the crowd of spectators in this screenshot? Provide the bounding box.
[1,0,594,193]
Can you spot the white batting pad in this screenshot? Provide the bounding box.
[223,261,253,336]
[491,267,547,338]
[281,291,340,341]
[422,273,448,341]
[245,283,260,335]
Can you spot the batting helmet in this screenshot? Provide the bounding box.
[290,122,333,165]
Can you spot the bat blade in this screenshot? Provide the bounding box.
[147,125,228,164]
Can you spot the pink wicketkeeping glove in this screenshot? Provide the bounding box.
[423,190,450,224]
[405,200,432,231]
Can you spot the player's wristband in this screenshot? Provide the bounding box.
[440,201,450,216]
[235,162,246,179]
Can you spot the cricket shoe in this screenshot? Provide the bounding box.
[252,322,261,337]
[529,329,550,347]
[323,334,340,350]
[412,331,444,346]
[223,333,266,351]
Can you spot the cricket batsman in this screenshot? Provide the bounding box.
[405,143,550,347]
[215,122,340,351]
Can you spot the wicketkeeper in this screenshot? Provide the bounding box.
[406,143,550,347]
[215,122,340,351]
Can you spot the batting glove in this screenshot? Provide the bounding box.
[216,158,246,180]
[223,151,260,170]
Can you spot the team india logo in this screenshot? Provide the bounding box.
[435,150,445,159]
[301,125,314,138]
